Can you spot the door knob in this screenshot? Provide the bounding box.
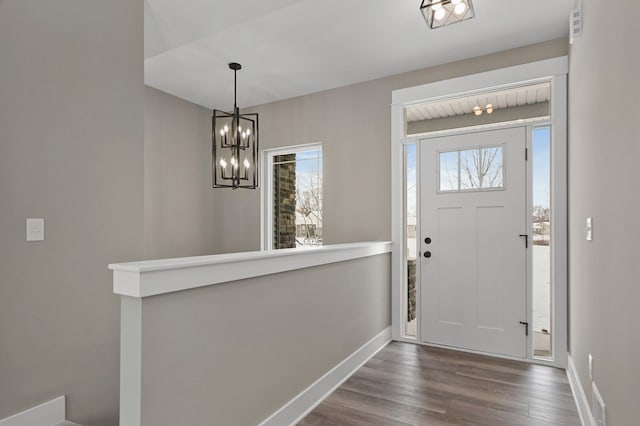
[424,251,432,258]
[424,237,432,244]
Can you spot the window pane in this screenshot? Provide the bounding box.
[480,146,503,189]
[404,144,417,338]
[404,82,551,136]
[439,146,503,193]
[295,150,322,161]
[532,127,552,358]
[273,154,297,249]
[439,151,459,191]
[271,147,322,250]
[460,148,480,190]
[295,150,322,247]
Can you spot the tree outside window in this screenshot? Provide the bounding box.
[269,146,322,249]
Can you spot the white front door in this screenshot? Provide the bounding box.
[419,127,527,358]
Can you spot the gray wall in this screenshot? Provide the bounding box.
[144,87,216,259]
[211,38,568,253]
[0,1,143,425]
[131,254,390,426]
[568,1,640,424]
[0,12,572,425]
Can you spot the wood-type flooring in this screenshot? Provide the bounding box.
[298,342,580,425]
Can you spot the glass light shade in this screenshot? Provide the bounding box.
[454,2,467,15]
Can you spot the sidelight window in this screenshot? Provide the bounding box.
[532,126,552,358]
[404,143,417,338]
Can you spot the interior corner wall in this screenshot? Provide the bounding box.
[568,1,640,424]
[0,1,144,425]
[143,87,216,259]
[211,38,568,253]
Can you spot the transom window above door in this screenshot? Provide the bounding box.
[404,81,551,137]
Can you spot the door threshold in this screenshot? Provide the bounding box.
[392,338,561,368]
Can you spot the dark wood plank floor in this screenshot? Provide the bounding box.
[298,342,580,426]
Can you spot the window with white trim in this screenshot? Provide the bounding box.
[263,144,322,250]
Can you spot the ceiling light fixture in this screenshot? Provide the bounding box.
[420,0,475,29]
[212,62,259,189]
[473,103,495,116]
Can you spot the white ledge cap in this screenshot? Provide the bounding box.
[110,241,392,298]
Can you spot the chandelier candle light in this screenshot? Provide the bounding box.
[420,0,475,29]
[212,62,258,189]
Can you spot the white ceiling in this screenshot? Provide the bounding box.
[145,0,573,110]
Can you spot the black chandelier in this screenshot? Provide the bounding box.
[212,62,258,189]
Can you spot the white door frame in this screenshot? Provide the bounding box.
[390,57,568,368]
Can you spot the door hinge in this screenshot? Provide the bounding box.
[519,321,529,336]
[519,234,529,248]
[525,148,528,161]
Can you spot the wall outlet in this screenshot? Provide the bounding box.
[26,218,44,242]
[588,353,593,379]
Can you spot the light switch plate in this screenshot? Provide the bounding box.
[26,218,44,242]
[588,353,593,379]
[586,217,593,241]
[570,7,583,45]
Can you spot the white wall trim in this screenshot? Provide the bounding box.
[390,103,404,341]
[0,396,65,426]
[391,56,568,367]
[392,56,568,105]
[567,354,595,426]
[110,241,391,298]
[258,326,392,426]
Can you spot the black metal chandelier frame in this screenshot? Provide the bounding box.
[212,62,259,189]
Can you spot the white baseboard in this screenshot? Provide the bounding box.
[0,396,65,426]
[567,354,595,426]
[259,326,392,426]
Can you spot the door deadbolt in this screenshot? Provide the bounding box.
[424,251,432,258]
[424,237,432,244]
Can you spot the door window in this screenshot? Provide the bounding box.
[438,145,504,192]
